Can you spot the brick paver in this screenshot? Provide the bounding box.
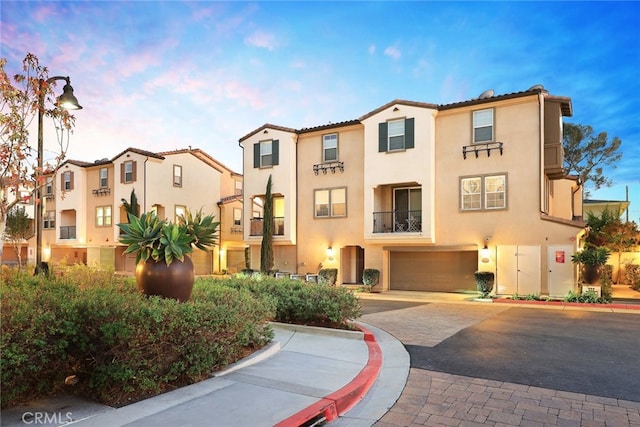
[374,368,640,426]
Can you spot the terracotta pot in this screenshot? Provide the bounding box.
[135,256,195,302]
[581,265,602,285]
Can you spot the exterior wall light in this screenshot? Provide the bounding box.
[326,246,334,260]
[480,237,491,263]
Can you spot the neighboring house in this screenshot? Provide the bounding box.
[239,86,585,296]
[31,147,243,275]
[583,199,631,219]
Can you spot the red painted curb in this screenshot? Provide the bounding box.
[274,324,382,427]
[493,298,640,310]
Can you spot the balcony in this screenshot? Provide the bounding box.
[373,210,422,233]
[60,226,76,239]
[249,217,285,236]
[92,188,111,196]
[313,161,344,175]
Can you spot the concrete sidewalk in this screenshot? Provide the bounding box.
[1,322,408,427]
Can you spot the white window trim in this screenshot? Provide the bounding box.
[96,206,112,227]
[124,161,134,183]
[173,165,182,187]
[260,140,273,167]
[473,108,494,143]
[387,119,405,151]
[323,133,338,162]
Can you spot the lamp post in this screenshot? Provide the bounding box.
[35,76,82,273]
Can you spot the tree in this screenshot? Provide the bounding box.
[260,175,274,274]
[1,53,77,261]
[4,205,32,269]
[121,189,139,219]
[562,123,622,197]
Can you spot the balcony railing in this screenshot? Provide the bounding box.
[373,210,422,233]
[60,226,76,239]
[249,217,285,236]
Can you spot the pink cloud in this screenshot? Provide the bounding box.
[244,30,277,50]
[384,46,401,60]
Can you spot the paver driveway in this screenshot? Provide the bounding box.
[359,297,640,427]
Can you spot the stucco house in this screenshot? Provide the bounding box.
[239,85,585,296]
[30,147,244,274]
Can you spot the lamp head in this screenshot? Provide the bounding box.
[58,80,82,110]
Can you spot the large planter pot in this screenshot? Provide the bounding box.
[581,265,602,285]
[135,256,195,302]
[474,271,495,298]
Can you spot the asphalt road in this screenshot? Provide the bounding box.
[360,300,640,403]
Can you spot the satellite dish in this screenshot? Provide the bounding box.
[528,84,545,91]
[478,89,494,99]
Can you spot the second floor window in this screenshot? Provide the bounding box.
[121,160,137,183]
[315,187,347,218]
[323,133,338,162]
[473,109,494,143]
[45,177,53,196]
[235,179,243,195]
[43,211,55,229]
[378,118,415,152]
[62,171,73,191]
[173,165,182,187]
[253,139,279,168]
[100,168,108,188]
[461,174,507,211]
[96,206,112,227]
[234,207,242,226]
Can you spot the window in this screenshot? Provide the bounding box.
[175,205,186,222]
[62,171,73,191]
[323,133,338,161]
[378,118,415,152]
[43,211,55,229]
[100,168,108,188]
[460,174,507,211]
[121,160,136,183]
[253,140,279,168]
[233,208,242,226]
[315,188,347,218]
[96,206,112,227]
[235,180,243,195]
[473,109,494,143]
[173,165,182,187]
[45,177,53,196]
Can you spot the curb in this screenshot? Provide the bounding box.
[492,298,640,310]
[274,324,382,427]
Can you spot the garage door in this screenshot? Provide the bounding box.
[390,251,478,292]
[191,250,213,275]
[226,250,245,273]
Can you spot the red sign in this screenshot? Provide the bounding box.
[555,251,565,263]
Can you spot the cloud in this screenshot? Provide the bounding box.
[368,44,376,55]
[384,45,401,60]
[244,30,277,50]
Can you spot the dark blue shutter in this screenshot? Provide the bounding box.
[378,122,387,152]
[253,143,260,168]
[405,118,415,149]
[272,140,279,166]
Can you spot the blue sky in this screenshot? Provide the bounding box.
[2,1,639,220]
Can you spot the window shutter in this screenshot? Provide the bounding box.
[405,118,415,149]
[60,173,64,189]
[378,122,388,152]
[70,171,74,190]
[253,143,260,168]
[132,161,137,182]
[272,140,279,166]
[120,163,125,183]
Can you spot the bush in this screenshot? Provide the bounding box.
[564,290,609,304]
[1,268,275,408]
[600,264,613,301]
[474,271,494,298]
[221,275,361,329]
[361,269,380,292]
[624,262,640,290]
[318,268,338,286]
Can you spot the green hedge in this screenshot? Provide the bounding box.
[0,267,275,408]
[221,275,361,329]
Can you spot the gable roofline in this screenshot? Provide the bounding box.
[158,147,240,175]
[359,99,439,121]
[239,123,298,144]
[298,119,361,135]
[111,147,165,162]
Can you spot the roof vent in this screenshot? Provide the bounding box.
[478,89,494,99]
[528,84,545,91]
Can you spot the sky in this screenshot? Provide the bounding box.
[2,1,639,221]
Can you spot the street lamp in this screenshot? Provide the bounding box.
[35,76,82,273]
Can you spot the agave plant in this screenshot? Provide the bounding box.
[118,209,219,266]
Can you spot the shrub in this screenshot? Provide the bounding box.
[362,269,380,292]
[600,264,613,301]
[474,271,494,298]
[564,289,609,304]
[318,268,338,286]
[624,262,640,290]
[1,268,274,408]
[221,275,361,329]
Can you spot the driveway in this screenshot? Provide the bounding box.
[359,297,640,426]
